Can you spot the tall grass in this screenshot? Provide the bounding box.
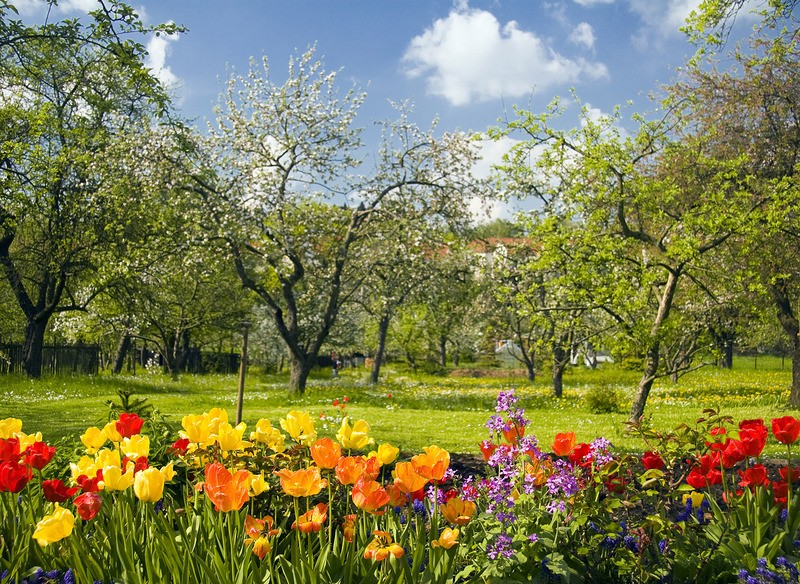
[0,356,794,455]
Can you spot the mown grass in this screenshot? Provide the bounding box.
[0,356,794,456]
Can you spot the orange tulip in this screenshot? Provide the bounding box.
[204,462,251,512]
[362,456,381,481]
[342,513,357,543]
[335,456,367,485]
[292,502,328,533]
[352,477,390,515]
[552,432,576,457]
[393,461,429,493]
[310,437,342,470]
[411,445,450,482]
[502,422,525,445]
[440,497,476,526]
[244,515,279,560]
[526,456,554,487]
[364,530,404,561]
[386,482,409,507]
[274,466,327,497]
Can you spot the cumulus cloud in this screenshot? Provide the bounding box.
[145,30,181,90]
[403,4,608,106]
[12,0,99,16]
[571,0,616,5]
[569,22,596,49]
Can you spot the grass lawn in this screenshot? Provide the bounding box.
[0,356,794,456]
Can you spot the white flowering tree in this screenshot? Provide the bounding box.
[169,48,485,392]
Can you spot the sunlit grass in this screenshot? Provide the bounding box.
[0,356,795,456]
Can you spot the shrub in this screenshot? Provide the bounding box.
[586,385,624,413]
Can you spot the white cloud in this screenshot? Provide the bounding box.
[145,30,181,90]
[12,0,99,16]
[571,0,616,5]
[569,22,596,49]
[403,4,608,106]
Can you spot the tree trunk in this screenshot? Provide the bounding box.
[552,345,568,398]
[630,342,660,423]
[523,351,536,382]
[22,318,47,378]
[722,339,734,369]
[371,313,390,384]
[769,278,800,405]
[438,336,447,367]
[112,332,132,375]
[289,353,314,393]
[629,270,681,423]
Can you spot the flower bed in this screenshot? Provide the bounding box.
[1,392,799,583]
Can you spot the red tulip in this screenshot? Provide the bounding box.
[116,413,144,439]
[642,451,665,470]
[170,438,190,456]
[737,464,769,490]
[569,443,592,466]
[23,441,56,470]
[720,440,746,469]
[0,438,20,462]
[74,492,102,520]
[739,422,767,457]
[76,470,103,493]
[772,416,800,445]
[42,479,79,503]
[779,466,800,483]
[0,461,32,493]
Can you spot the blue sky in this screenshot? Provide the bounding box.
[14,0,758,217]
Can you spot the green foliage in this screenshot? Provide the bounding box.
[585,385,624,414]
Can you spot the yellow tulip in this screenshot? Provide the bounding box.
[0,418,22,439]
[214,421,248,452]
[206,408,229,435]
[682,491,705,509]
[181,413,212,445]
[94,448,122,470]
[336,418,375,450]
[16,431,42,452]
[33,504,75,546]
[280,411,317,445]
[250,472,270,496]
[431,527,459,549]
[70,456,97,482]
[250,419,287,452]
[369,443,399,466]
[80,427,107,454]
[160,462,176,482]
[101,465,135,491]
[134,467,165,502]
[121,435,150,460]
[102,421,123,443]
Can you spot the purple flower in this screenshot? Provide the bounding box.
[486,532,514,560]
[528,533,539,543]
[495,390,518,413]
[590,437,614,466]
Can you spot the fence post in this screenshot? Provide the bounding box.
[236,321,250,425]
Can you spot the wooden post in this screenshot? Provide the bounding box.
[236,322,250,425]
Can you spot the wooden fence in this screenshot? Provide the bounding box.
[0,344,100,375]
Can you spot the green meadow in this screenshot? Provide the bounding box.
[1,356,793,456]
